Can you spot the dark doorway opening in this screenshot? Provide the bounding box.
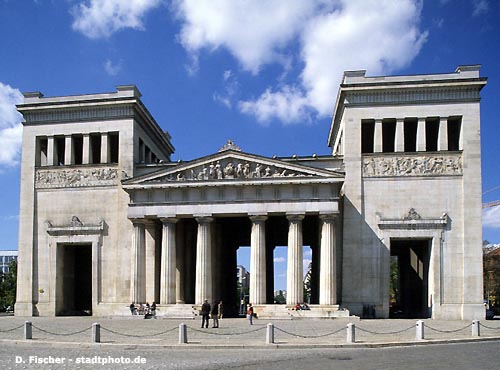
[390,239,430,319]
[57,244,92,316]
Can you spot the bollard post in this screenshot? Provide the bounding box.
[346,323,355,343]
[24,321,32,340]
[92,323,100,343]
[416,320,424,340]
[266,323,274,344]
[472,320,480,337]
[179,323,188,344]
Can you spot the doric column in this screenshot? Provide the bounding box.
[374,119,383,153]
[319,214,337,305]
[144,221,157,304]
[249,215,267,305]
[195,217,214,305]
[64,135,73,165]
[438,117,448,151]
[130,220,146,303]
[47,136,55,166]
[100,132,109,164]
[286,214,304,305]
[417,118,426,151]
[82,134,90,164]
[160,218,177,304]
[395,119,405,152]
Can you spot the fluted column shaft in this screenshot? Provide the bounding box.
[131,220,146,303]
[287,214,304,305]
[249,215,267,304]
[144,221,157,303]
[160,218,177,304]
[438,117,448,151]
[374,119,383,153]
[417,118,426,151]
[195,217,214,305]
[395,119,405,152]
[319,215,337,305]
[64,135,73,165]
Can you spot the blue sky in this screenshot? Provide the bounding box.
[0,1,499,290]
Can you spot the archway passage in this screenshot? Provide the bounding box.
[390,239,431,319]
[56,244,92,316]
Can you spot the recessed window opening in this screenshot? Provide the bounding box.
[72,135,83,165]
[382,119,396,153]
[55,136,65,166]
[404,118,417,152]
[145,146,151,164]
[361,119,375,154]
[36,137,48,166]
[109,132,119,163]
[138,139,144,163]
[425,118,439,152]
[447,117,462,151]
[90,134,101,164]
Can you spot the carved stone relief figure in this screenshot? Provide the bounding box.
[362,154,462,177]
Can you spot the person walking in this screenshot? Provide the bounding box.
[247,303,254,325]
[201,300,211,328]
[211,300,219,328]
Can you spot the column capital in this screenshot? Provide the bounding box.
[286,214,305,222]
[249,214,268,222]
[160,217,178,225]
[129,218,145,226]
[319,213,338,222]
[195,216,214,224]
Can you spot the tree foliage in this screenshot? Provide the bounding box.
[0,260,17,311]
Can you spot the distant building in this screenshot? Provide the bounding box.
[0,251,18,275]
[237,265,250,290]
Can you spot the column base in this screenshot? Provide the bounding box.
[14,302,37,317]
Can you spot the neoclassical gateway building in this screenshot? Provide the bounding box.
[15,66,486,320]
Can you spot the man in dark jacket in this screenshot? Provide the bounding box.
[211,300,219,328]
[201,300,211,328]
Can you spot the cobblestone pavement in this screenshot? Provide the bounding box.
[1,316,500,347]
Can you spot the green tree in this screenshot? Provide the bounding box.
[0,260,17,311]
[303,261,312,303]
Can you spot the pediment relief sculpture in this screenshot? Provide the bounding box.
[148,158,317,183]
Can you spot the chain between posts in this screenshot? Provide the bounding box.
[187,326,266,336]
[478,323,500,330]
[355,325,415,335]
[100,326,178,338]
[0,324,25,333]
[425,323,472,333]
[31,324,92,336]
[274,326,345,338]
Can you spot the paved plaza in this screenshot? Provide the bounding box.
[1,316,499,348]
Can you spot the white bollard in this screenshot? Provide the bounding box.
[472,320,480,337]
[179,323,188,344]
[266,323,274,344]
[416,320,424,340]
[24,321,32,340]
[347,323,355,343]
[92,323,100,343]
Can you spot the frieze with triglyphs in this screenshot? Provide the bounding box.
[151,159,313,183]
[35,167,120,188]
[362,154,462,177]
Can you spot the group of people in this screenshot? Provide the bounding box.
[293,302,310,311]
[200,300,224,328]
[129,302,157,317]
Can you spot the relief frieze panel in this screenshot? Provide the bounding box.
[362,154,462,178]
[150,159,314,183]
[35,166,120,189]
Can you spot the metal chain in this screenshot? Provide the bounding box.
[0,324,25,333]
[31,324,92,336]
[188,326,266,336]
[100,326,177,338]
[356,325,415,335]
[274,326,345,338]
[425,323,471,333]
[479,324,500,330]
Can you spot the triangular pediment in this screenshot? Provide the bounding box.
[124,150,343,186]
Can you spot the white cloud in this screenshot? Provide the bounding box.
[472,0,489,17]
[104,59,123,76]
[213,69,240,108]
[274,257,286,263]
[71,0,161,39]
[173,0,427,124]
[483,206,500,229]
[0,83,23,168]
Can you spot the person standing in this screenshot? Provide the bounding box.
[247,303,254,325]
[218,300,224,320]
[201,300,211,328]
[211,300,219,328]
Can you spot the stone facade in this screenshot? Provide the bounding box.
[15,66,486,320]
